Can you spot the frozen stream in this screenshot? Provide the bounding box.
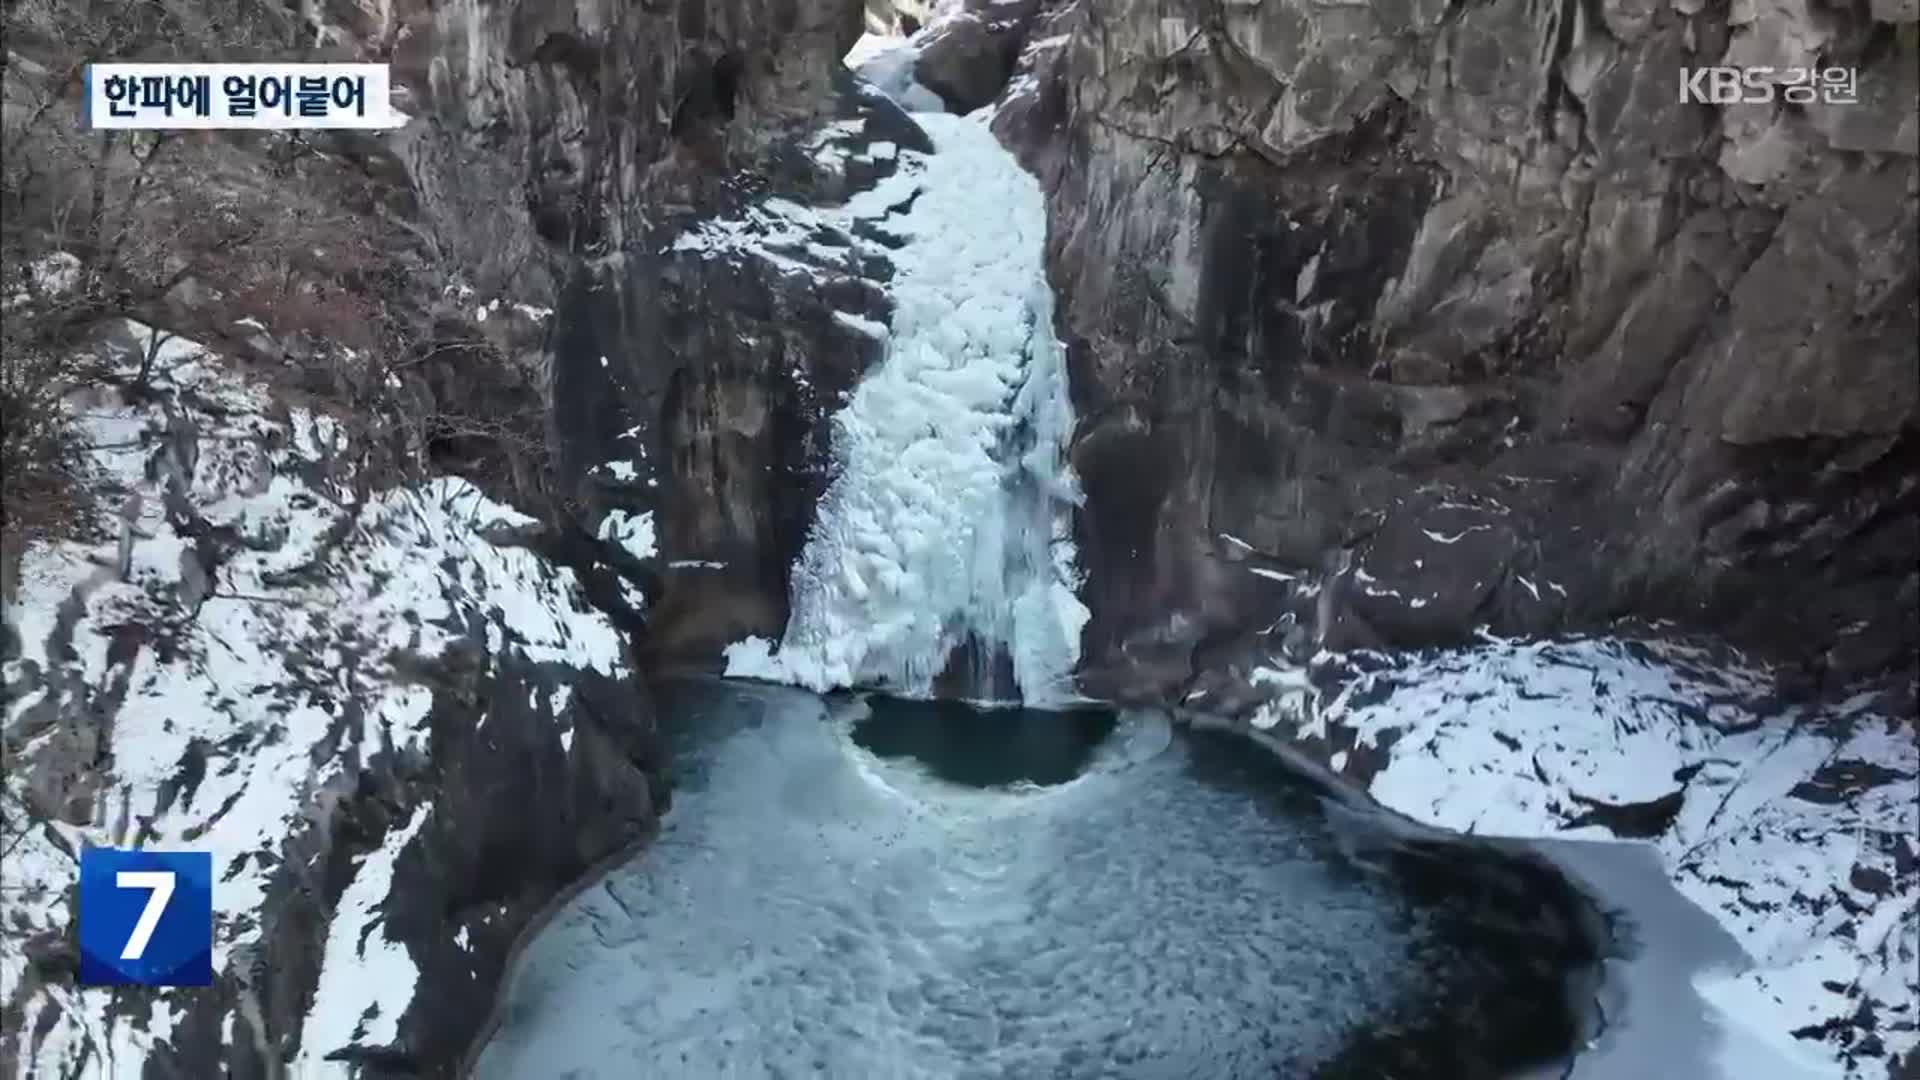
[471,680,1616,1079]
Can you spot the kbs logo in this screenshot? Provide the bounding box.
[78,849,213,987]
[1680,66,1859,105]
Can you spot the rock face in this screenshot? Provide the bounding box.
[980,0,1918,700]
[374,0,903,668]
[912,0,1050,113]
[380,0,865,301]
[0,328,663,1079]
[3,0,871,1075]
[548,73,932,667]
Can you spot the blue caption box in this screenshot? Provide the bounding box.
[78,849,213,987]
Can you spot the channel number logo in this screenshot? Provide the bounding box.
[78,849,213,986]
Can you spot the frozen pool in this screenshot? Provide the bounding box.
[472,680,1604,1079]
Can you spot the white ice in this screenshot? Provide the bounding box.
[723,113,1088,704]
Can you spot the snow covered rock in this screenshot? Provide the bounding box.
[1,329,663,1078]
[1200,636,1919,1078]
[850,0,1056,116]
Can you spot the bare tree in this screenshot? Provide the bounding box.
[3,0,568,571]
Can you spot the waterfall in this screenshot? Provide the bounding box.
[724,112,1088,705]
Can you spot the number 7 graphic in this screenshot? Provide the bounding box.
[116,870,176,960]
[79,850,213,987]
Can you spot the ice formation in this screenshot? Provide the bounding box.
[719,112,1088,704]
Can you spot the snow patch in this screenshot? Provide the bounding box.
[298,803,434,1067]
[597,510,657,563]
[848,35,947,113]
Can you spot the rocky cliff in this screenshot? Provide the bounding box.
[2,0,872,1075]
[967,0,1918,700]
[373,0,931,669]
[0,323,665,1080]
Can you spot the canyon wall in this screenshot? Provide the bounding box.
[980,0,1917,700]
[2,0,869,1074]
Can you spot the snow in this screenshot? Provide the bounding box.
[1248,666,1315,732]
[31,251,83,295]
[846,35,947,113]
[1,326,631,1077]
[298,803,434,1066]
[833,309,890,339]
[596,509,657,563]
[845,32,905,70]
[722,113,1088,704]
[1422,526,1490,544]
[1250,637,1918,1077]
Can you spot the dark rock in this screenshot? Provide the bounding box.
[1850,864,1895,898]
[1348,500,1521,648]
[1563,788,1686,839]
[549,74,923,668]
[989,0,1918,688]
[142,647,664,1080]
[912,14,1004,112]
[22,930,77,982]
[386,0,864,293]
[1790,759,1917,805]
[912,6,1027,113]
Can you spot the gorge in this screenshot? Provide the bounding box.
[0,0,1914,1077]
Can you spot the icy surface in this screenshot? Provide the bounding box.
[1252,637,1919,1077]
[1,327,628,1077]
[847,33,946,113]
[719,113,1088,703]
[1526,839,1840,1080]
[474,683,1576,1079]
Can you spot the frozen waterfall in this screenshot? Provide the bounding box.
[723,112,1088,704]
